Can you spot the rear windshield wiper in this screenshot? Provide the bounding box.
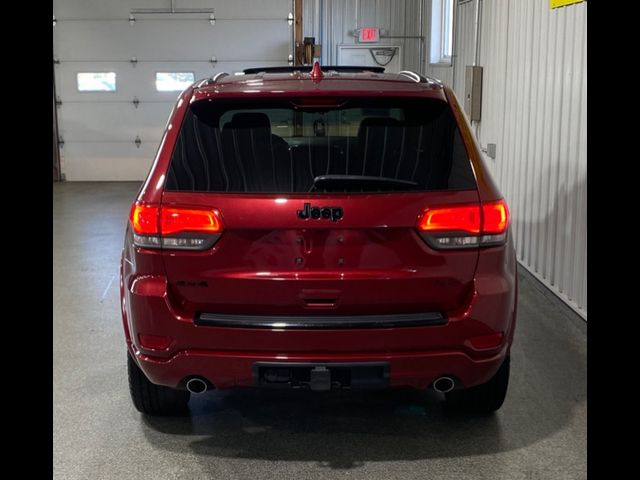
[309,175,420,192]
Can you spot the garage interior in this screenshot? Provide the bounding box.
[53,1,587,479]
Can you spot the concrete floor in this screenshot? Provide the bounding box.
[53,182,586,480]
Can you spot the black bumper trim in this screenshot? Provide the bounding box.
[195,312,447,329]
[252,362,390,389]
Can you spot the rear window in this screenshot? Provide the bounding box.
[165,98,476,193]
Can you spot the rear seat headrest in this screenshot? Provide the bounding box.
[357,117,401,139]
[228,112,272,130]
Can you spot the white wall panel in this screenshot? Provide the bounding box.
[451,0,476,95]
[474,0,587,317]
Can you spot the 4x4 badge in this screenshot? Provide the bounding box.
[297,203,344,222]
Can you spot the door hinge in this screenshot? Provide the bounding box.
[134,136,141,148]
[132,96,140,108]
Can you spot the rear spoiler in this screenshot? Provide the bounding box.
[242,65,385,75]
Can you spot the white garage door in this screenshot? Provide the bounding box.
[53,0,293,181]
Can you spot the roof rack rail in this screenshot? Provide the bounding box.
[211,72,229,83]
[397,70,443,87]
[195,72,229,88]
[242,65,385,75]
[397,70,428,83]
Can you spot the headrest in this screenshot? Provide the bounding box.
[229,112,271,130]
[357,117,401,139]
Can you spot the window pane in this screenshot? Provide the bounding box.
[443,0,454,58]
[156,72,195,92]
[77,72,116,92]
[430,0,453,64]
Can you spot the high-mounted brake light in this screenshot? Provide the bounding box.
[129,203,223,250]
[417,199,509,249]
[290,97,347,108]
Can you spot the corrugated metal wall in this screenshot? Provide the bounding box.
[451,1,476,95]
[446,0,588,318]
[303,0,423,72]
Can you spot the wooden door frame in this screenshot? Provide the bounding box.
[294,0,303,65]
[53,63,61,182]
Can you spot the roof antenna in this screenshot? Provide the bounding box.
[310,61,323,82]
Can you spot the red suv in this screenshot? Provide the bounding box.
[121,63,517,416]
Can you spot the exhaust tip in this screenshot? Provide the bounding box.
[186,377,208,394]
[433,376,455,393]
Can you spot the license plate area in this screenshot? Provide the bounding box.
[253,362,389,391]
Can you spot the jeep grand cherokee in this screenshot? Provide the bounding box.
[121,63,517,416]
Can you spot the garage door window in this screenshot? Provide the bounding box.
[77,72,116,92]
[156,72,195,92]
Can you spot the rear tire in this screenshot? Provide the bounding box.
[127,353,190,416]
[445,356,510,414]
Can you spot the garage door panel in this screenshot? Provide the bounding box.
[55,20,289,61]
[132,21,290,60]
[55,61,286,105]
[55,62,190,101]
[205,60,286,75]
[54,0,180,19]
[57,103,172,143]
[54,22,134,61]
[54,0,291,180]
[212,0,290,18]
[54,0,291,20]
[61,142,158,181]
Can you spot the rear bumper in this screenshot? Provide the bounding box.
[130,342,509,390]
[121,241,517,391]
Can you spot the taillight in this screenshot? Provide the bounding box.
[417,199,509,249]
[130,204,159,235]
[481,200,509,234]
[479,200,510,245]
[417,205,481,234]
[129,203,223,250]
[160,207,222,235]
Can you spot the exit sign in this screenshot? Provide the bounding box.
[359,27,380,43]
